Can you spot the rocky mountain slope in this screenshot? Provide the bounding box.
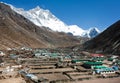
[84,20,120,54]
[0,3,80,50]
[10,5,100,38]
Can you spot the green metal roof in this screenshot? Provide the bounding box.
[50,53,59,57]
[108,58,113,61]
[94,66,107,69]
[84,61,103,65]
[92,57,105,61]
[93,66,114,71]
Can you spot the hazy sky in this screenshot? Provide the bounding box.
[1,0,120,31]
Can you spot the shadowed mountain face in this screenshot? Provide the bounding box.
[84,20,120,54]
[0,3,80,50]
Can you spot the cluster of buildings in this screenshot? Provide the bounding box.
[0,47,120,82]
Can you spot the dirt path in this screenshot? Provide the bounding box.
[0,77,26,83]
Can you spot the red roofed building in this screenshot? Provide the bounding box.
[91,53,104,57]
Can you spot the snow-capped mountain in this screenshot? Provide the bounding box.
[82,28,100,38]
[88,28,100,38]
[10,5,100,38]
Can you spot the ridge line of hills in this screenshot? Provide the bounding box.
[0,2,83,50]
[10,3,100,38]
[83,20,120,54]
[0,2,120,55]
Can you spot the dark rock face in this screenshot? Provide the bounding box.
[84,20,120,54]
[0,3,80,49]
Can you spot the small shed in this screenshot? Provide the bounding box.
[91,53,104,57]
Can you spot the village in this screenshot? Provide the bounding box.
[0,47,120,83]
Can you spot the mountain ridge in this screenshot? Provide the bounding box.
[10,5,100,38]
[0,2,80,50]
[84,20,120,54]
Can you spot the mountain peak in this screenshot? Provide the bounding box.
[10,4,100,38]
[81,27,100,38]
[89,27,100,33]
[31,6,41,11]
[84,20,120,54]
[30,6,50,13]
[0,2,80,49]
[88,27,100,38]
[35,6,40,10]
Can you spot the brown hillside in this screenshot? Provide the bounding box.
[0,3,80,50]
[84,20,120,54]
